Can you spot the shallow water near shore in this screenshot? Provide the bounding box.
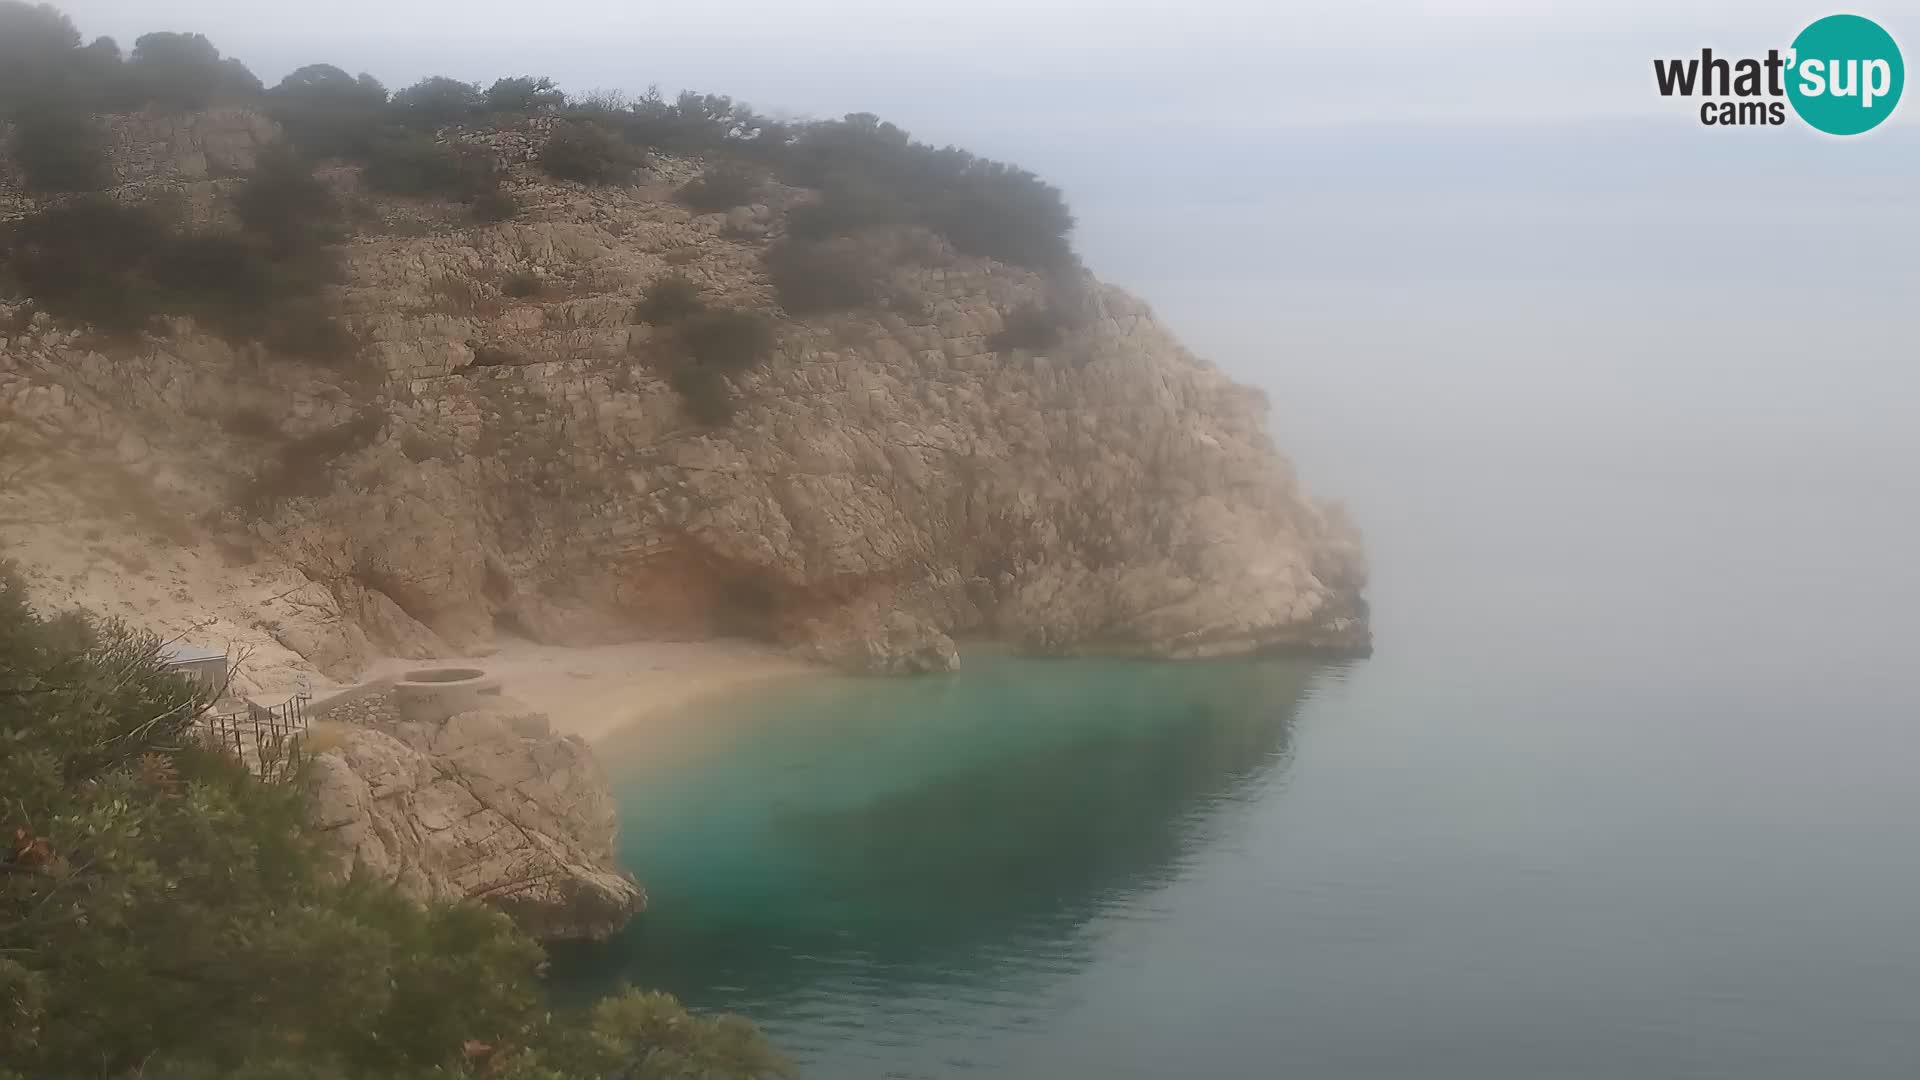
[552,436,1920,1080]
[557,653,1332,1075]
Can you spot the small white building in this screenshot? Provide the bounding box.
[158,643,229,696]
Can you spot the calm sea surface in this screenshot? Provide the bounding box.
[555,435,1920,1080]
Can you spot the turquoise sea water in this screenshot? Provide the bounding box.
[561,655,1330,1075]
[557,445,1920,1080]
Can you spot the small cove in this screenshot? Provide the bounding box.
[552,445,1920,1080]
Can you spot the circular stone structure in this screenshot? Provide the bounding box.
[391,667,503,725]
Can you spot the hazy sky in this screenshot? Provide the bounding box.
[48,0,1920,486]
[57,1,1920,128]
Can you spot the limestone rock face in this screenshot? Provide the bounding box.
[106,107,279,186]
[0,109,1371,679]
[307,695,644,941]
[334,580,455,660]
[796,598,962,675]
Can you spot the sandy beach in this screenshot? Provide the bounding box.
[363,637,828,743]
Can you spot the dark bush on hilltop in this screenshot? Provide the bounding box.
[486,74,564,114]
[1,10,259,116]
[391,74,482,129]
[269,68,506,209]
[634,272,704,324]
[675,164,758,213]
[624,89,726,150]
[0,563,792,1080]
[0,1,83,109]
[682,309,774,373]
[540,120,644,185]
[781,113,1074,269]
[765,240,880,315]
[127,30,258,108]
[933,160,1078,269]
[8,106,112,192]
[0,3,1085,349]
[268,63,389,159]
[618,89,788,157]
[65,35,139,111]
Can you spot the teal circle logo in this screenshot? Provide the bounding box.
[1787,14,1904,135]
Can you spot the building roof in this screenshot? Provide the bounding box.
[158,643,227,666]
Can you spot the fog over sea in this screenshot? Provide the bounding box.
[559,65,1920,1080]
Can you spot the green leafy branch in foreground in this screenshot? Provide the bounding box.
[0,562,792,1080]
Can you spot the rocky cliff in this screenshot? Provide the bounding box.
[307,689,645,942]
[0,109,1368,685]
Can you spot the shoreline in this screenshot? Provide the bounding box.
[350,636,1360,748]
[363,637,830,744]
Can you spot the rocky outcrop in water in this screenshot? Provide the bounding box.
[306,690,644,941]
[0,109,1369,682]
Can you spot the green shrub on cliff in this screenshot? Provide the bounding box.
[0,196,172,332]
[0,152,347,345]
[781,112,1075,269]
[634,272,705,325]
[0,1,82,109]
[494,990,793,1080]
[8,105,112,192]
[989,302,1066,353]
[233,145,347,256]
[0,3,134,113]
[127,30,259,108]
[675,164,758,213]
[765,239,880,314]
[361,132,500,200]
[2,1,1088,343]
[540,120,646,185]
[682,308,774,373]
[391,74,483,129]
[487,75,566,114]
[671,363,738,427]
[660,309,773,427]
[267,63,390,159]
[0,563,792,1080]
[616,89,786,156]
[472,185,521,222]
